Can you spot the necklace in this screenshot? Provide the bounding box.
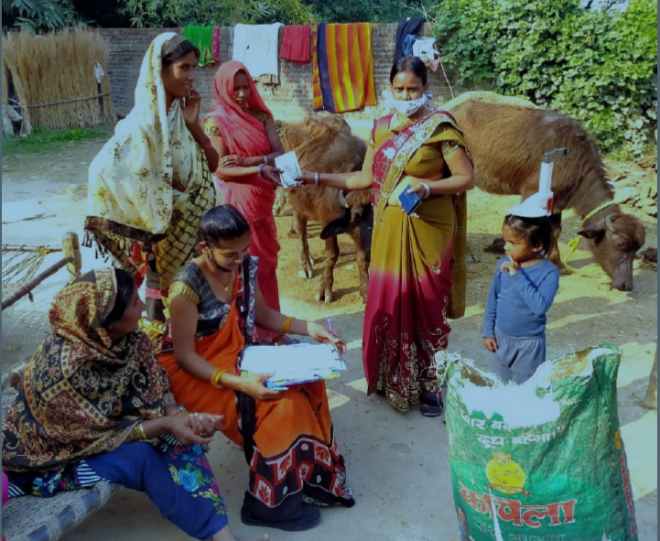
[204,253,235,293]
[219,271,233,293]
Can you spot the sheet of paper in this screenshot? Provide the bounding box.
[275,151,303,189]
[241,343,346,385]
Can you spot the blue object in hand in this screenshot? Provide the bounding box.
[399,185,422,215]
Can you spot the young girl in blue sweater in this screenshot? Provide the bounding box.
[483,214,560,384]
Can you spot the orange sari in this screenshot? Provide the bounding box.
[157,257,354,521]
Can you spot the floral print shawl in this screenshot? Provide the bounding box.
[2,268,174,472]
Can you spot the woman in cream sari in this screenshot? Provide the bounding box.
[85,33,219,321]
[298,57,475,416]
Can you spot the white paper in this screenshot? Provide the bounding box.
[241,343,346,385]
[275,151,303,189]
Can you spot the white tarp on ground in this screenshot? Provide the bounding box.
[2,200,55,224]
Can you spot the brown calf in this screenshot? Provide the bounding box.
[280,116,371,302]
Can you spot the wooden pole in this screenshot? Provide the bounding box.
[23,92,111,109]
[62,231,81,283]
[97,81,106,123]
[2,245,62,253]
[643,345,657,410]
[2,256,72,311]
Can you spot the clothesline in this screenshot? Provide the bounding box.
[181,21,448,113]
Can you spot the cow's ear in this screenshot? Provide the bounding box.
[578,226,605,240]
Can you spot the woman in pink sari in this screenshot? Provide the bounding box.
[203,61,284,340]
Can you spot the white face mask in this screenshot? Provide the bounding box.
[382,91,431,118]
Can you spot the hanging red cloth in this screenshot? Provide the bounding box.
[280,25,311,63]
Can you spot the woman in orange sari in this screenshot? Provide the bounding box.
[203,62,285,340]
[297,57,475,416]
[158,205,355,532]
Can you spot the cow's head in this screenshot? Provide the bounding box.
[578,210,646,291]
[320,203,373,263]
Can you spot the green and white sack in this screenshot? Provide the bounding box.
[439,344,638,541]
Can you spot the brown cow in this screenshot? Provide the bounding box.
[279,116,371,302]
[448,94,646,291]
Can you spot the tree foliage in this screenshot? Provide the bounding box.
[2,0,82,31]
[432,0,657,154]
[119,0,314,27]
[119,0,426,26]
[306,0,420,23]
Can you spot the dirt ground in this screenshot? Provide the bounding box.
[1,135,658,540]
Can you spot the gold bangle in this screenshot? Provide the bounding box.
[130,422,147,441]
[210,368,227,389]
[283,317,294,334]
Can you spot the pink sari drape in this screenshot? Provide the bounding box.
[204,61,280,318]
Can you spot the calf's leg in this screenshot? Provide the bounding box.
[294,212,314,279]
[347,228,369,302]
[317,236,339,303]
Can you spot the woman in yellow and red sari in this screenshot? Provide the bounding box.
[157,205,355,533]
[297,57,475,416]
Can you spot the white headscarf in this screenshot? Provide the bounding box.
[85,32,215,290]
[87,32,199,236]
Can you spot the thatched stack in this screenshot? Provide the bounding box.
[605,155,658,218]
[2,28,115,130]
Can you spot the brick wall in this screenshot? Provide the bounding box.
[97,24,458,136]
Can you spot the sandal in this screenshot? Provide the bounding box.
[419,391,444,417]
[241,503,321,532]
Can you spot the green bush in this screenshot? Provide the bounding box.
[432,0,657,154]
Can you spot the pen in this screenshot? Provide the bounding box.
[326,316,335,336]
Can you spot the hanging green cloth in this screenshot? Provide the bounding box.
[182,26,220,67]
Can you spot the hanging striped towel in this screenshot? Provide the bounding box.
[312,23,377,114]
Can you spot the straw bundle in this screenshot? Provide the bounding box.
[2,28,115,130]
